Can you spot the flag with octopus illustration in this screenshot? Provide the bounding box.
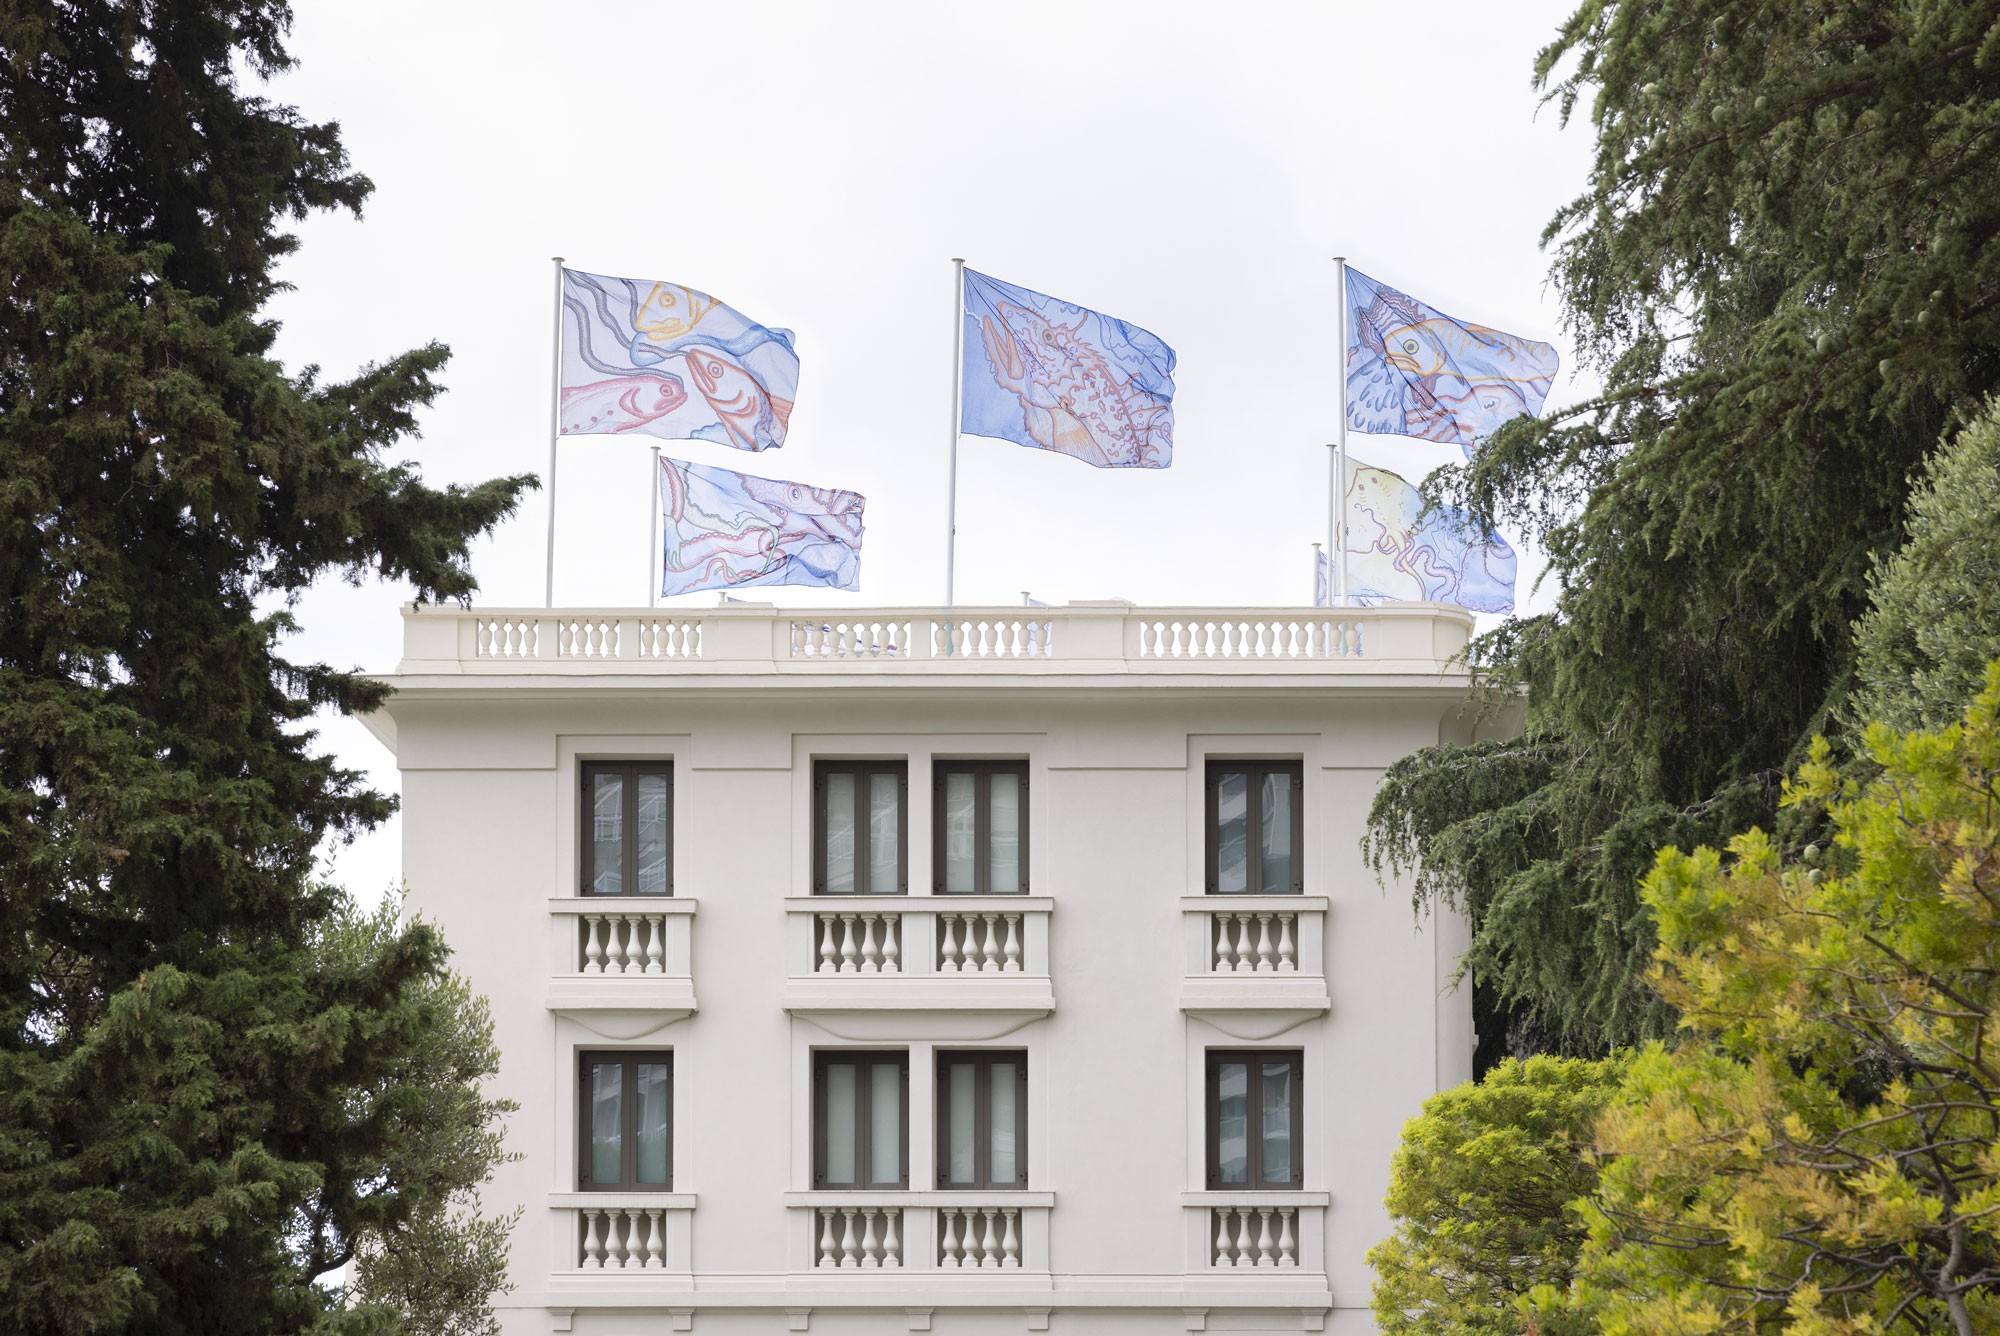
[1316,463,1516,612]
[1345,266,1558,456]
[560,268,800,451]
[657,456,864,596]
[960,268,1175,469]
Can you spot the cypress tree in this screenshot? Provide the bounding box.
[1365,0,2000,1054]
[0,3,534,1331]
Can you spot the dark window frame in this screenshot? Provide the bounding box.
[934,1049,1030,1189]
[1204,1049,1304,1190]
[932,760,1031,895]
[1204,759,1304,895]
[580,761,674,897]
[813,761,909,895]
[576,1049,674,1191]
[812,1049,910,1189]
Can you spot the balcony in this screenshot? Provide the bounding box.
[781,898,1054,1040]
[1179,897,1330,1040]
[1181,1192,1331,1276]
[782,1192,1055,1276]
[546,898,697,1037]
[389,600,1475,685]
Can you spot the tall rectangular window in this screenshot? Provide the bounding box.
[1205,1050,1302,1189]
[1205,760,1303,894]
[577,1051,673,1190]
[814,1051,908,1188]
[935,1051,1028,1189]
[815,761,906,895]
[582,762,672,896]
[934,761,1029,894]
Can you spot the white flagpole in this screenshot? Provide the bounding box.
[648,445,660,608]
[1312,541,1323,607]
[946,257,966,607]
[543,255,565,608]
[1332,255,1350,607]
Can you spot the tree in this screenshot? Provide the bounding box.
[1370,1055,1624,1336]
[1366,0,2000,1055]
[1544,664,2000,1335]
[0,3,534,1331]
[1851,398,2000,734]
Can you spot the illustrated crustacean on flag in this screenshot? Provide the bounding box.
[560,268,800,451]
[1318,463,1516,613]
[960,268,1176,469]
[657,456,864,596]
[1344,266,1558,457]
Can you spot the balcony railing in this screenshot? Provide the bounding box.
[785,1193,1055,1274]
[394,601,1475,678]
[547,898,698,1023]
[548,1192,695,1275]
[1179,897,1330,1036]
[1181,1192,1330,1275]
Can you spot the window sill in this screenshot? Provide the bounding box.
[550,1191,697,1210]
[1180,1190,1330,1207]
[783,1190,1056,1208]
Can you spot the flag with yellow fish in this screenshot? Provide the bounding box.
[559,268,800,451]
[1345,266,1558,457]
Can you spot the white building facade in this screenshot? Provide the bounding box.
[365,601,1480,1336]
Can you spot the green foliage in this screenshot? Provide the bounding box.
[0,3,534,1331]
[1367,0,2000,1055]
[1851,399,2000,733]
[1370,1055,1624,1336]
[1541,664,2000,1334]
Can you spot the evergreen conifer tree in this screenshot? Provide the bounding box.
[0,3,534,1330]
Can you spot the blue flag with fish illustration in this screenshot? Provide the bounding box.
[657,456,864,596]
[1316,463,1516,613]
[960,268,1175,469]
[561,268,800,451]
[1345,266,1558,456]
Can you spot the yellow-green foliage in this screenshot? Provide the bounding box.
[1542,664,2000,1335]
[1371,1056,1624,1336]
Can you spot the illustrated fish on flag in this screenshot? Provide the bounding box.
[960,268,1176,469]
[561,268,800,451]
[1316,463,1516,613]
[657,456,864,596]
[1345,266,1558,456]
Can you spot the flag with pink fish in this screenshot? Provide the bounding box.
[560,268,800,451]
[1345,266,1558,456]
[657,456,864,596]
[960,268,1175,469]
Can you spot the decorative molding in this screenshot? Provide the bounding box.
[787,1005,1050,1042]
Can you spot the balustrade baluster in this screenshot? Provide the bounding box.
[1276,914,1296,972]
[938,915,961,972]
[818,1209,838,1266]
[839,1208,859,1268]
[858,1208,880,1269]
[1214,1210,1235,1266]
[645,916,664,974]
[582,916,606,975]
[979,1208,1001,1269]
[858,914,880,974]
[939,1208,962,1268]
[1000,1209,1020,1268]
[839,916,859,973]
[647,1208,666,1268]
[581,1209,605,1269]
[880,916,900,973]
[818,915,838,973]
[1277,1208,1296,1267]
[880,1208,901,1267]
[1213,915,1236,971]
[1002,914,1022,972]
[1255,912,1276,972]
[1235,1209,1256,1269]
[1256,1207,1277,1267]
[981,913,1001,972]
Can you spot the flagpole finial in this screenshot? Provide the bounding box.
[1332,254,1346,263]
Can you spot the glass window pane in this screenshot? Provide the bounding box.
[989,1061,1018,1185]
[1261,1062,1294,1183]
[824,773,855,894]
[947,1062,976,1184]
[590,1063,623,1184]
[1216,1062,1248,1183]
[825,1063,856,1183]
[869,1061,902,1185]
[869,773,900,892]
[591,772,624,896]
[1215,772,1248,894]
[1259,771,1294,892]
[635,1062,670,1184]
[988,773,1021,894]
[636,773,669,895]
[943,772,976,894]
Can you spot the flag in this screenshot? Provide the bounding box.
[561,268,800,451]
[960,268,1175,469]
[657,457,864,596]
[1322,463,1516,613]
[1345,266,1558,456]
[1314,547,1330,608]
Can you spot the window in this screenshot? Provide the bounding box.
[582,762,672,896]
[814,761,907,895]
[814,1051,908,1188]
[933,761,1028,894]
[935,1051,1027,1189]
[1205,760,1303,894]
[1205,1050,1302,1189]
[578,1051,672,1190]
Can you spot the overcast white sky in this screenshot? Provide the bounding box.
[262,0,1601,903]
